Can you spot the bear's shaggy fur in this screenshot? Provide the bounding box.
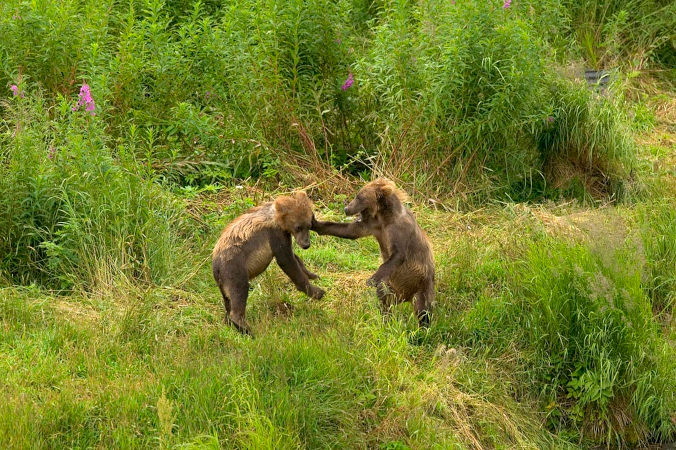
[312,179,434,326]
[212,191,323,335]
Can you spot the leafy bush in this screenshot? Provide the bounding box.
[358,0,639,201]
[0,85,190,291]
[0,0,645,201]
[359,0,550,196]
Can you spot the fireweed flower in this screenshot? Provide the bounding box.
[72,84,96,116]
[341,72,354,91]
[503,0,511,8]
[10,85,24,98]
[48,147,56,160]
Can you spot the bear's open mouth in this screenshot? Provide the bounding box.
[355,213,363,222]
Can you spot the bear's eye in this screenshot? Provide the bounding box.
[295,226,301,232]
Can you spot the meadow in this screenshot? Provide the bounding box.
[1,0,675,448]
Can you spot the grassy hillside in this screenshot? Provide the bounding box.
[1,0,675,448]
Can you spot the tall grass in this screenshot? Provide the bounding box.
[514,240,675,444]
[4,203,674,448]
[456,234,676,446]
[0,85,191,291]
[639,200,676,314]
[561,0,676,68]
[359,0,549,197]
[534,76,637,201]
[0,282,579,449]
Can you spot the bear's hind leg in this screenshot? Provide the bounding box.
[376,283,395,320]
[219,264,253,336]
[218,285,231,317]
[228,280,252,336]
[413,282,434,328]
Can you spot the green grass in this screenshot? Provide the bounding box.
[639,200,676,315]
[2,198,675,449]
[1,0,675,448]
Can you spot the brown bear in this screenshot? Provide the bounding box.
[312,179,434,326]
[212,191,324,335]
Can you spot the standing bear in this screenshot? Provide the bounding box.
[212,191,324,335]
[312,179,435,327]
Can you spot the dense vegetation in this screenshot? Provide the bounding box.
[1,0,675,448]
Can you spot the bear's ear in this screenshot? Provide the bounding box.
[291,190,312,213]
[376,183,394,199]
[374,178,407,204]
[274,192,313,231]
[274,195,293,217]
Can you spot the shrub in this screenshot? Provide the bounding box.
[358,0,636,202]
[0,84,190,291]
[0,0,643,201]
[358,0,551,198]
[534,76,637,202]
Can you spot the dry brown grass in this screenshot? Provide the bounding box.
[632,75,676,196]
[52,298,101,323]
[544,155,617,199]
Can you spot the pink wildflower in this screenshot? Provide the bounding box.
[503,0,511,8]
[341,72,354,91]
[72,84,96,116]
[10,85,24,98]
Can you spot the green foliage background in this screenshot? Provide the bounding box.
[0,0,675,448]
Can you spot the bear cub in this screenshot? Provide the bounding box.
[312,179,434,327]
[212,191,324,335]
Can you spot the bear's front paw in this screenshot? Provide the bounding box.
[309,286,325,300]
[366,275,382,287]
